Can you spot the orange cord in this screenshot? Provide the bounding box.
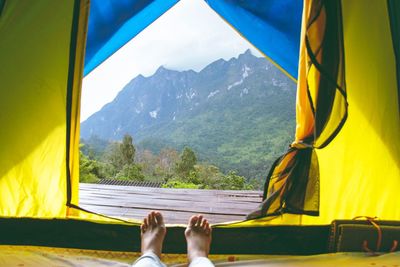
[390,240,398,253]
[353,216,382,254]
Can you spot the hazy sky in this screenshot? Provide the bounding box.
[81,0,261,121]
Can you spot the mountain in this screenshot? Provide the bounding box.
[81,50,296,180]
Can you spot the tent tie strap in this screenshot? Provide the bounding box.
[353,216,398,255]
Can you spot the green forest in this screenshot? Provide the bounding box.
[80,134,258,190]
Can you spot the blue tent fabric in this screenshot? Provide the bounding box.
[0,0,5,16]
[84,0,303,80]
[205,0,303,80]
[84,0,178,76]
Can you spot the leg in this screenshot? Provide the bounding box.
[185,215,214,267]
[133,211,167,267]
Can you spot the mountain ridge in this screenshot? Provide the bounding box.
[81,50,296,180]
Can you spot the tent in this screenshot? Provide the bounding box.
[0,0,399,262]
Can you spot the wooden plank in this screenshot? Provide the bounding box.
[79,192,262,203]
[80,198,261,207]
[79,183,262,224]
[80,185,262,202]
[79,197,259,212]
[79,204,245,224]
[80,183,262,195]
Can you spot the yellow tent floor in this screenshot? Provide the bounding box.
[1,245,399,266]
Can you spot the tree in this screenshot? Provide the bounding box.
[158,148,179,174]
[217,171,254,190]
[175,147,197,177]
[193,164,224,188]
[103,134,136,172]
[120,134,135,165]
[116,164,145,181]
[156,148,179,181]
[136,149,158,178]
[101,134,143,180]
[104,142,123,173]
[80,135,110,160]
[79,150,100,183]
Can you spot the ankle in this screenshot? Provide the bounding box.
[188,250,207,262]
[142,248,161,258]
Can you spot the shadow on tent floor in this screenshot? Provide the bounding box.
[1,245,400,267]
[0,217,329,255]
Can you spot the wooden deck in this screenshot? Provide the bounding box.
[79,183,263,224]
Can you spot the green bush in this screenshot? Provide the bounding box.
[162,180,201,189]
[115,164,145,181]
[79,172,100,183]
[79,150,101,183]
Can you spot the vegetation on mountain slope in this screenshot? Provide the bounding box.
[80,50,296,188]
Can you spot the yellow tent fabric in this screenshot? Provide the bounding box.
[230,0,400,227]
[0,0,399,233]
[314,0,400,223]
[0,1,73,217]
[1,245,400,266]
[0,0,88,217]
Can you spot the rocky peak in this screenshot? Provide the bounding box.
[238,49,253,59]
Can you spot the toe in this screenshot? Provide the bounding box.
[154,212,164,226]
[205,222,211,235]
[201,218,207,229]
[140,223,147,234]
[150,211,157,227]
[188,215,199,227]
[196,215,203,227]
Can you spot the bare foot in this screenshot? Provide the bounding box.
[140,211,166,258]
[185,215,212,263]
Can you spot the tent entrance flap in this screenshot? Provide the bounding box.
[0,0,88,218]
